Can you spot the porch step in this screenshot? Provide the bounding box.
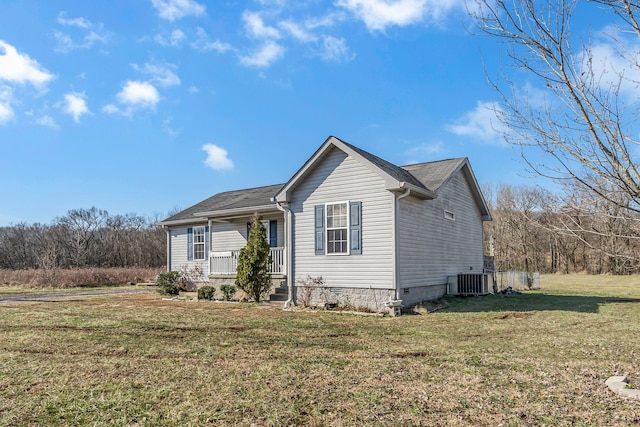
[269,284,288,302]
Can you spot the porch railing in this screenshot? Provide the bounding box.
[209,247,285,275]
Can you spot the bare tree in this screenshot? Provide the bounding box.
[470,0,640,211]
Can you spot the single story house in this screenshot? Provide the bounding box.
[159,136,492,312]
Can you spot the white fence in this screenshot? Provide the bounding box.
[494,271,540,291]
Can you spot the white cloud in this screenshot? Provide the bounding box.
[132,62,181,87]
[36,115,58,128]
[117,81,160,109]
[102,104,120,114]
[104,81,160,115]
[191,28,233,52]
[57,12,92,29]
[279,20,317,43]
[239,41,285,68]
[336,0,461,31]
[155,29,186,47]
[243,11,281,39]
[189,85,199,94]
[447,100,508,145]
[54,13,108,52]
[151,0,206,21]
[0,40,53,87]
[202,144,234,170]
[0,98,13,124]
[583,37,640,103]
[62,92,89,123]
[319,36,354,62]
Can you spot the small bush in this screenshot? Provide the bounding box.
[198,285,216,301]
[220,284,237,301]
[157,271,182,296]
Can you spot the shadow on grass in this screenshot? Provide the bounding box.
[441,293,640,314]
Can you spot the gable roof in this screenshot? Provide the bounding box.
[159,183,284,225]
[402,158,492,220]
[275,136,436,203]
[160,136,492,226]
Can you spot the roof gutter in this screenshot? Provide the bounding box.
[393,188,411,302]
[397,182,436,200]
[193,204,278,218]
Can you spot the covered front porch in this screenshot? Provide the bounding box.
[209,247,286,276]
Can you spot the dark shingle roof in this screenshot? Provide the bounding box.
[339,138,428,190]
[401,158,467,192]
[161,183,284,223]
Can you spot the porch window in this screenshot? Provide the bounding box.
[326,202,348,254]
[193,226,206,260]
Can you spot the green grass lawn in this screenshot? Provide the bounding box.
[1,275,639,426]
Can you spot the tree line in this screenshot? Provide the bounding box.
[485,183,640,275]
[0,207,166,270]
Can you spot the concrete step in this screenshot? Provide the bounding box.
[269,292,288,302]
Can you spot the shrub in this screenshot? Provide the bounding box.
[197,285,216,301]
[157,271,182,296]
[296,275,325,307]
[220,284,237,301]
[235,215,272,302]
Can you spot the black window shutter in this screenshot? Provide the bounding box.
[246,222,251,240]
[205,226,209,255]
[350,201,362,255]
[314,205,325,255]
[269,220,277,247]
[187,227,193,260]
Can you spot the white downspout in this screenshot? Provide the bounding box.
[165,227,171,272]
[275,201,294,309]
[393,188,411,301]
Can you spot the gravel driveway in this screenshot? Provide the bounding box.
[0,288,155,303]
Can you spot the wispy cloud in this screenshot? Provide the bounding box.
[191,28,233,53]
[36,115,58,128]
[279,20,317,43]
[151,0,206,21]
[447,100,507,145]
[243,11,281,39]
[0,87,13,125]
[62,92,89,122]
[319,36,354,62]
[104,80,160,116]
[0,40,54,87]
[155,29,186,47]
[132,62,181,87]
[239,41,285,68]
[54,12,108,52]
[202,144,234,170]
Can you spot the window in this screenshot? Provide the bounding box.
[193,226,206,260]
[444,210,455,221]
[326,202,348,254]
[315,201,361,256]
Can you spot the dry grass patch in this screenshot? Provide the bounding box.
[0,267,162,289]
[1,275,640,425]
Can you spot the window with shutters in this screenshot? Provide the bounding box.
[193,226,206,260]
[326,202,348,254]
[315,201,362,256]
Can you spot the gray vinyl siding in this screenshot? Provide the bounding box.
[290,147,394,289]
[398,169,484,289]
[168,224,208,278]
[210,213,284,251]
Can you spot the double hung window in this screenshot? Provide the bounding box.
[326,203,348,254]
[193,226,206,260]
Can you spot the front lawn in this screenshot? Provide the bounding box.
[1,274,639,426]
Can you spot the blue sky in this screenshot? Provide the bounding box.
[0,0,615,225]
